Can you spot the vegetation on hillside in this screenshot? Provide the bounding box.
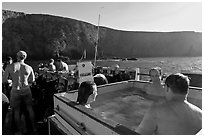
[2,10,202,60]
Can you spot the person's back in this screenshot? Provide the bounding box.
[55,59,69,72]
[145,100,202,135]
[136,73,202,135]
[5,62,34,90]
[61,61,69,71]
[47,63,56,71]
[2,50,35,134]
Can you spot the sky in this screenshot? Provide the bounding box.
[2,1,202,32]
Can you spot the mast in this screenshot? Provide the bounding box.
[94,13,100,67]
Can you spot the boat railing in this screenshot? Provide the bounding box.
[36,65,202,95]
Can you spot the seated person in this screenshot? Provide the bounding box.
[94,73,108,86]
[94,66,103,75]
[77,81,98,108]
[105,69,114,83]
[135,73,202,135]
[111,64,123,82]
[47,58,56,71]
[112,69,123,82]
[142,67,165,98]
[111,64,120,71]
[120,70,131,81]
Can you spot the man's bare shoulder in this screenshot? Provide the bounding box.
[20,63,33,69]
[25,63,32,68]
[185,101,202,113]
[150,101,169,112]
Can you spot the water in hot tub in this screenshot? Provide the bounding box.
[91,88,157,130]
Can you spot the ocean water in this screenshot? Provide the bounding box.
[27,57,201,75]
[96,57,202,75]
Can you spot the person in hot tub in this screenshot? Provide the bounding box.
[77,81,98,108]
[135,73,202,135]
[138,67,165,100]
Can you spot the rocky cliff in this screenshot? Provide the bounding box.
[2,10,202,60]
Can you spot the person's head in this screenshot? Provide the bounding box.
[111,64,119,71]
[17,50,27,61]
[6,56,13,64]
[165,73,190,100]
[77,81,97,106]
[99,68,103,74]
[49,58,54,64]
[115,64,119,69]
[57,58,62,62]
[94,74,108,86]
[149,67,162,82]
[107,69,111,75]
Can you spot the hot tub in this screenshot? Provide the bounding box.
[91,87,155,131]
[50,80,202,135]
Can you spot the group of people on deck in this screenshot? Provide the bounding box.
[2,50,202,135]
[39,58,69,72]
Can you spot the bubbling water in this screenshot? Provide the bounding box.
[91,88,154,130]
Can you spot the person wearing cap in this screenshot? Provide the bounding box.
[2,50,36,134]
[135,73,202,135]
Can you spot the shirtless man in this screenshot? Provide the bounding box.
[143,67,165,97]
[2,51,36,134]
[55,58,69,72]
[47,58,56,71]
[135,73,202,135]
